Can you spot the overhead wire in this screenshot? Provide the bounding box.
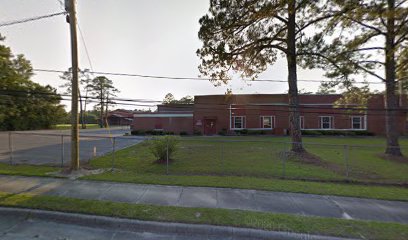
[32,68,386,85]
[1,90,407,116]
[0,12,67,28]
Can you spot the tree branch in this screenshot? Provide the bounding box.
[345,16,386,35]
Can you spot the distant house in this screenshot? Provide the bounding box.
[106,109,135,126]
[131,94,407,136]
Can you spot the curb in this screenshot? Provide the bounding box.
[0,207,358,240]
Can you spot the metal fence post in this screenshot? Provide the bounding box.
[112,137,116,170]
[220,141,224,176]
[166,137,169,175]
[61,135,64,168]
[344,145,350,180]
[8,132,13,165]
[282,142,287,179]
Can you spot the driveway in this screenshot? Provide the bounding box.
[0,128,143,166]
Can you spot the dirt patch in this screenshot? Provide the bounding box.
[287,151,344,174]
[154,159,174,164]
[378,153,408,164]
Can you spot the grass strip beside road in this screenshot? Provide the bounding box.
[83,172,408,201]
[0,191,407,240]
[0,163,58,177]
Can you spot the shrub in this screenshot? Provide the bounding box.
[193,130,202,136]
[148,136,179,162]
[131,130,145,135]
[218,128,227,136]
[180,131,189,136]
[247,130,266,135]
[301,130,374,136]
[234,129,249,135]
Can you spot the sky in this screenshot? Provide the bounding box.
[0,0,385,110]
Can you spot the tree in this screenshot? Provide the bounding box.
[197,0,335,152]
[87,76,119,127]
[306,0,408,156]
[0,35,66,130]
[59,68,92,129]
[162,93,194,104]
[163,93,176,104]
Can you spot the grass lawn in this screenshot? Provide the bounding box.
[90,136,408,183]
[0,163,58,177]
[0,191,407,240]
[52,124,100,130]
[83,136,408,201]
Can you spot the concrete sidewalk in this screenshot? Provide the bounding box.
[0,175,407,224]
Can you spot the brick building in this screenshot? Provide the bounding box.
[106,109,134,126]
[131,94,407,136]
[133,104,194,134]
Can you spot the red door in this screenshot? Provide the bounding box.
[204,119,217,135]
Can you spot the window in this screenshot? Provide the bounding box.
[260,116,274,129]
[352,116,364,129]
[320,116,333,129]
[232,116,246,129]
[300,116,305,129]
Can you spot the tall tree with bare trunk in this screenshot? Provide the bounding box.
[197,0,337,152]
[303,0,408,156]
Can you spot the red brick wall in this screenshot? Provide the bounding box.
[132,116,193,134]
[193,94,407,136]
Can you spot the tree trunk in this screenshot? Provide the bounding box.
[83,91,88,129]
[100,89,104,128]
[384,0,402,156]
[287,0,304,152]
[105,93,109,128]
[78,89,85,129]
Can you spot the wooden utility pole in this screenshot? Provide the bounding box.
[65,0,80,170]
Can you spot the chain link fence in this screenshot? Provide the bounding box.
[1,132,407,184]
[146,137,408,184]
[0,131,142,167]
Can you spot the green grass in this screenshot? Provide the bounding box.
[83,136,408,201]
[90,136,408,183]
[0,163,58,177]
[52,124,100,130]
[0,191,407,240]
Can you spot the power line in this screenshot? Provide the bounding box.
[77,23,94,72]
[32,68,386,85]
[2,90,407,116]
[0,89,162,103]
[0,12,67,28]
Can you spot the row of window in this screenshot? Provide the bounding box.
[231,116,365,130]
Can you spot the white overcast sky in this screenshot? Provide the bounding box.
[0,0,385,110]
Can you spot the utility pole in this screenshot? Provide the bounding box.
[65,0,80,170]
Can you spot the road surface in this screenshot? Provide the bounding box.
[0,128,143,166]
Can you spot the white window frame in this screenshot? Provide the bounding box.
[351,116,364,130]
[319,116,333,129]
[231,116,246,129]
[300,116,305,129]
[260,116,275,129]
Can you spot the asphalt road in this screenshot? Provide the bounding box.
[0,214,221,240]
[0,128,143,166]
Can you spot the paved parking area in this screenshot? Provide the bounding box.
[0,128,143,166]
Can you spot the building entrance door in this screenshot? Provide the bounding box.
[204,119,217,135]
